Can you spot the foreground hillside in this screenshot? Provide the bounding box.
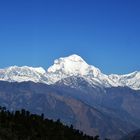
[0,81,139,140]
[0,107,101,140]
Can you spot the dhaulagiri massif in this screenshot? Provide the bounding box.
[0,54,140,140]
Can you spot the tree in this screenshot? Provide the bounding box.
[94,135,100,140]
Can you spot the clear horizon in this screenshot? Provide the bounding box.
[0,0,140,74]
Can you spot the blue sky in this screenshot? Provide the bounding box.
[0,0,140,74]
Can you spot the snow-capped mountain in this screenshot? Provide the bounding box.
[0,54,140,90]
[0,55,140,140]
[0,66,48,83]
[109,71,140,90]
[46,54,140,90]
[46,54,119,87]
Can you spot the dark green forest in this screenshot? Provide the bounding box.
[0,107,105,140]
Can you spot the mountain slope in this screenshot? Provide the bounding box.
[0,81,139,140]
[120,129,140,140]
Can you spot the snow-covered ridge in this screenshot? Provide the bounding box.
[0,66,48,83]
[0,54,140,90]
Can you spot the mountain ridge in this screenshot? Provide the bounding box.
[0,54,140,90]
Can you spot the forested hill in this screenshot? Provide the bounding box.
[0,107,101,140]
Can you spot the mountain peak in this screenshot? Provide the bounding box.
[46,54,102,84]
[65,54,85,62]
[5,66,46,74]
[47,54,89,75]
[53,54,87,66]
[0,66,47,83]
